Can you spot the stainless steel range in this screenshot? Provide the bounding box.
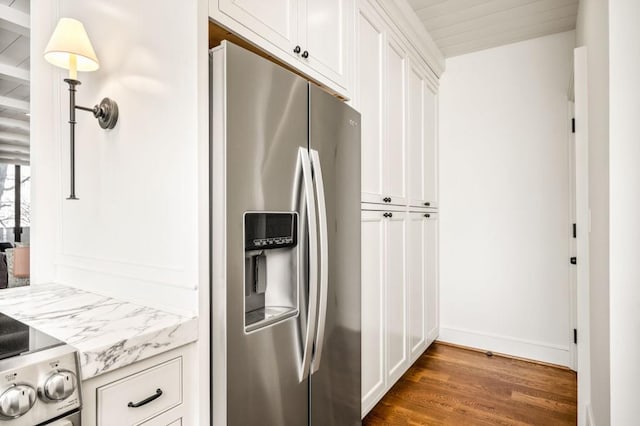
[0,313,81,425]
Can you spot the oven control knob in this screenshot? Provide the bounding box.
[0,384,36,418]
[42,370,77,401]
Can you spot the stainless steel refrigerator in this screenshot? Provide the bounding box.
[210,41,361,425]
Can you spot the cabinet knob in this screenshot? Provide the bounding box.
[293,45,301,54]
[383,197,392,203]
[301,50,309,59]
[424,202,431,207]
[383,212,393,218]
[424,214,430,218]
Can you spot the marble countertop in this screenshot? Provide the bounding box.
[0,283,198,380]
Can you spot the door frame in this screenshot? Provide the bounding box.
[568,99,577,372]
[573,46,591,426]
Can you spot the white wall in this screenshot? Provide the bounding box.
[609,0,640,424]
[30,0,209,318]
[576,0,610,424]
[438,31,575,366]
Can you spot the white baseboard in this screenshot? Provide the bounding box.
[586,404,595,426]
[438,326,571,367]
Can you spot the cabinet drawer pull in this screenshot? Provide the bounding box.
[383,212,393,218]
[301,50,309,59]
[383,197,392,203]
[424,202,430,207]
[293,45,301,54]
[424,214,430,218]
[128,388,163,408]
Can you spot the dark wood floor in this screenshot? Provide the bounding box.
[363,342,577,425]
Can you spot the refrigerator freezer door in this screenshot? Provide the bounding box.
[216,42,311,426]
[309,84,362,425]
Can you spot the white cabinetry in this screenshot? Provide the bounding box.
[361,208,438,417]
[407,211,439,363]
[361,209,407,416]
[358,1,441,417]
[356,2,437,208]
[384,211,408,384]
[425,212,439,343]
[407,60,438,209]
[361,210,386,414]
[81,345,196,426]
[357,5,385,204]
[210,0,352,97]
[384,37,407,206]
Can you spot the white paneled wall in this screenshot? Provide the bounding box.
[438,31,576,366]
[30,0,209,317]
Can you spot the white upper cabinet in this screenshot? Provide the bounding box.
[407,60,425,208]
[356,2,439,209]
[357,2,409,207]
[406,57,438,209]
[358,4,385,205]
[423,84,438,208]
[218,0,298,49]
[211,0,352,97]
[300,0,349,89]
[384,36,407,207]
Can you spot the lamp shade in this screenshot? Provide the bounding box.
[44,18,99,75]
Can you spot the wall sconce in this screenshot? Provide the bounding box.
[44,18,119,200]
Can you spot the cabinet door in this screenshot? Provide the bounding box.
[218,0,298,53]
[424,84,438,207]
[384,35,407,206]
[407,212,427,361]
[385,210,407,385]
[361,210,386,415]
[300,0,350,89]
[407,60,425,208]
[357,5,385,204]
[425,212,439,344]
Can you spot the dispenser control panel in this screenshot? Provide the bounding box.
[245,213,297,251]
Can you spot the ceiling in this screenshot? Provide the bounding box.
[408,0,579,58]
[0,0,29,166]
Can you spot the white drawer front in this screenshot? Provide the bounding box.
[97,357,182,426]
[139,413,182,426]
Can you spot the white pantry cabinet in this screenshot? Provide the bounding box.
[210,0,352,97]
[361,208,407,416]
[361,206,438,417]
[356,1,438,208]
[360,210,386,415]
[407,211,439,362]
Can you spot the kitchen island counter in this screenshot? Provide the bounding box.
[0,283,197,380]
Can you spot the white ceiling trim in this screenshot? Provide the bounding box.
[0,131,28,144]
[0,117,28,132]
[0,95,28,113]
[0,63,28,84]
[0,4,29,37]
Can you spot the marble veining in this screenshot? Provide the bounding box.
[0,283,198,380]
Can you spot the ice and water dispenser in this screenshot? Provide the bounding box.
[244,212,299,332]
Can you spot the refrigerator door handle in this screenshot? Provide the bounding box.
[310,149,328,374]
[299,147,319,382]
